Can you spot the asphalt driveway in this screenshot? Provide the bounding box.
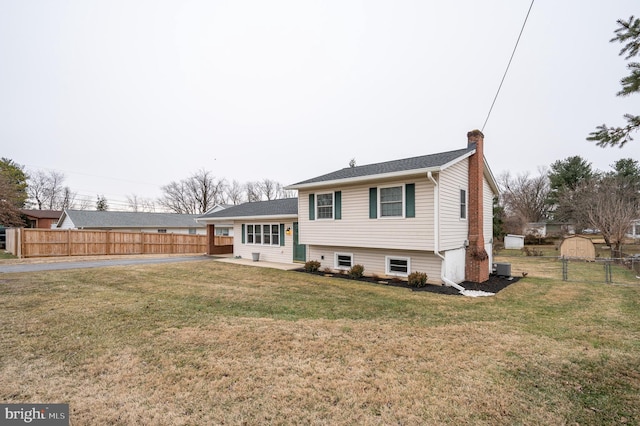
[0,255,212,274]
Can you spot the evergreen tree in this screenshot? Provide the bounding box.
[588,16,640,147]
[96,195,108,211]
[0,158,28,226]
[548,156,595,202]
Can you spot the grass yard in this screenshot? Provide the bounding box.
[1,258,639,425]
[0,251,16,260]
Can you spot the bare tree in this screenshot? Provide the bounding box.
[226,180,245,205]
[158,180,195,213]
[498,169,551,233]
[259,179,280,200]
[245,179,295,202]
[45,171,65,209]
[127,194,156,212]
[280,187,297,199]
[569,176,639,257]
[59,187,76,210]
[27,170,48,209]
[245,181,262,202]
[158,170,226,214]
[27,170,71,210]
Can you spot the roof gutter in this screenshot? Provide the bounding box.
[427,171,465,292]
[195,214,298,224]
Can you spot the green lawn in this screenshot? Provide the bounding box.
[0,251,16,260]
[1,258,639,424]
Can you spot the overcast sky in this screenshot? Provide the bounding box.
[1,0,638,210]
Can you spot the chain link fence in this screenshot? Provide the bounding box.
[495,253,640,285]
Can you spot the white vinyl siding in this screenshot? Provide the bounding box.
[309,245,442,282]
[232,221,294,263]
[483,177,494,243]
[438,160,469,251]
[298,177,434,251]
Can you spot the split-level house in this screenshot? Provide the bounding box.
[198,130,498,284]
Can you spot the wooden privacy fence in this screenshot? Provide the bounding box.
[5,228,231,258]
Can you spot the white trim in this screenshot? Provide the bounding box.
[334,252,354,270]
[286,167,443,190]
[439,150,475,171]
[459,188,467,220]
[315,192,334,220]
[245,223,281,246]
[378,184,405,219]
[385,255,410,276]
[196,214,297,223]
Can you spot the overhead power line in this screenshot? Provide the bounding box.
[481,0,536,132]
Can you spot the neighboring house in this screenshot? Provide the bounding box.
[20,209,63,229]
[199,130,499,284]
[524,222,575,238]
[628,219,640,240]
[57,210,205,235]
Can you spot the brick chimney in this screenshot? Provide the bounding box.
[465,129,490,283]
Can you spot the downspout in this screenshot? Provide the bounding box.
[427,171,465,292]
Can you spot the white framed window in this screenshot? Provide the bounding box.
[269,224,280,246]
[158,229,167,233]
[215,228,230,236]
[385,256,410,276]
[246,224,280,246]
[316,193,334,219]
[379,186,404,218]
[188,228,197,235]
[459,189,467,220]
[334,252,353,270]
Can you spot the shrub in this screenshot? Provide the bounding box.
[304,260,321,273]
[408,271,428,288]
[348,264,365,279]
[521,246,543,257]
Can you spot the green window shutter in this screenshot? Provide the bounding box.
[309,194,315,220]
[280,223,285,246]
[405,183,415,218]
[334,191,342,220]
[241,224,245,244]
[369,187,377,219]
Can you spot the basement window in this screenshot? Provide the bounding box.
[334,253,353,270]
[386,256,410,276]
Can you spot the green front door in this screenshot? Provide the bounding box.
[293,222,306,262]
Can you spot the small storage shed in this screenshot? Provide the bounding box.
[504,234,525,249]
[560,235,596,260]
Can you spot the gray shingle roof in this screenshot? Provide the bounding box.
[198,198,298,219]
[289,145,475,187]
[60,210,203,228]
